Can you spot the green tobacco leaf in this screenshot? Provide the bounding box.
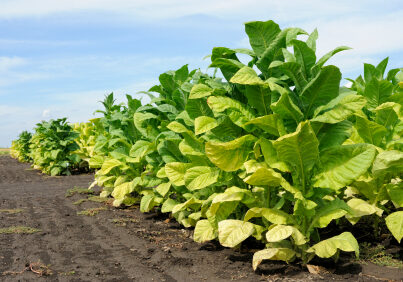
[184,166,220,190]
[245,114,286,136]
[291,40,316,79]
[374,102,399,130]
[300,65,342,118]
[194,116,219,135]
[346,198,383,224]
[140,194,157,212]
[155,182,171,197]
[314,144,377,190]
[312,198,351,228]
[387,183,403,208]
[244,207,294,225]
[189,84,213,99]
[165,162,192,186]
[244,85,271,115]
[308,232,359,258]
[315,121,353,151]
[271,91,303,123]
[252,248,295,270]
[269,61,307,91]
[161,198,179,213]
[99,159,122,174]
[265,225,306,245]
[205,135,256,172]
[218,219,255,247]
[363,79,394,109]
[257,138,289,172]
[312,46,351,75]
[355,115,387,146]
[244,167,283,186]
[230,66,266,85]
[372,150,403,178]
[193,219,217,243]
[207,96,255,121]
[312,95,366,123]
[385,211,403,243]
[186,98,213,119]
[172,198,202,215]
[273,121,319,185]
[245,20,281,57]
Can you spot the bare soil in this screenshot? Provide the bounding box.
[0,155,402,281]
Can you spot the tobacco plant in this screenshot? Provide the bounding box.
[10,131,32,162]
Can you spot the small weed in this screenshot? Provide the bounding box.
[0,226,41,234]
[59,270,76,276]
[359,243,403,268]
[65,187,94,197]
[73,199,87,205]
[0,209,23,214]
[88,196,108,203]
[77,207,107,216]
[111,217,139,226]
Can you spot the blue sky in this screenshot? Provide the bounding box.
[0,0,402,147]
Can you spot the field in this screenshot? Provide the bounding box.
[1,155,402,281]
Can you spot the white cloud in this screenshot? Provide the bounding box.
[0,56,26,71]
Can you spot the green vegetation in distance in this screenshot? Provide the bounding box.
[10,19,403,270]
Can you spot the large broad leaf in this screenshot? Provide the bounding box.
[189,84,213,99]
[230,66,266,86]
[184,166,220,190]
[265,225,306,245]
[269,61,307,91]
[271,91,303,123]
[257,28,304,74]
[205,135,256,172]
[273,122,319,187]
[363,79,394,109]
[312,95,366,124]
[186,98,213,119]
[256,138,289,172]
[244,85,272,115]
[165,162,192,186]
[308,232,359,258]
[314,144,377,190]
[315,121,353,151]
[355,115,387,147]
[311,46,351,75]
[312,198,351,228]
[99,159,122,175]
[300,65,342,118]
[244,207,294,225]
[194,116,219,135]
[244,20,281,57]
[385,211,403,243]
[346,198,383,225]
[374,102,399,131]
[291,39,316,79]
[372,150,403,178]
[387,183,403,208]
[244,167,283,186]
[252,248,296,270]
[193,219,217,243]
[245,114,286,136]
[207,96,255,121]
[218,219,256,248]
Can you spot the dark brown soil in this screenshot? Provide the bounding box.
[0,155,402,281]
